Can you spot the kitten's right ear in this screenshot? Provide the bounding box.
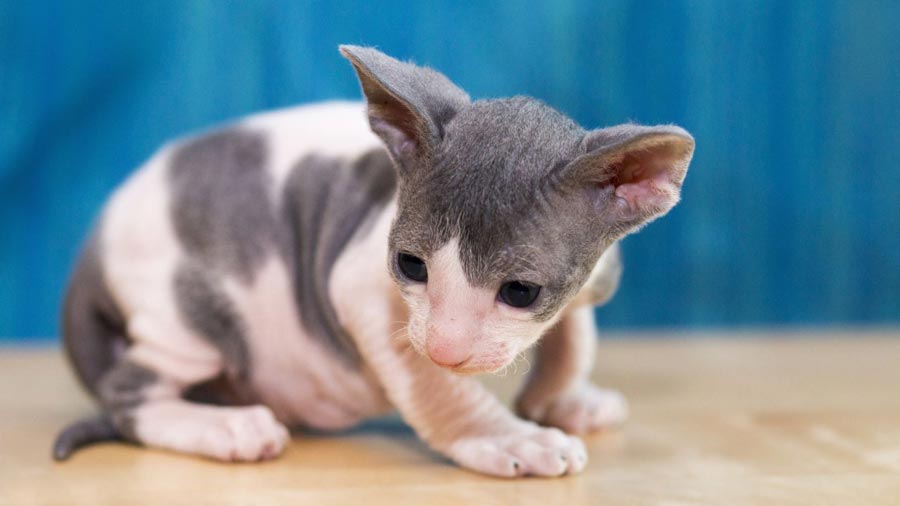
[339,45,469,175]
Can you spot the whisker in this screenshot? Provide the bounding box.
[516,351,532,376]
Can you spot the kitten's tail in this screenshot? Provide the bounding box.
[52,414,122,461]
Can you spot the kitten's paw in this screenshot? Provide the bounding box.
[449,425,587,477]
[518,385,628,434]
[196,405,291,462]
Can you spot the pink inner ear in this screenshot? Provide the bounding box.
[371,117,417,159]
[610,152,677,213]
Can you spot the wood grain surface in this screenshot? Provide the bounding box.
[2,330,899,505]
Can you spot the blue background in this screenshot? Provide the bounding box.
[1,1,898,339]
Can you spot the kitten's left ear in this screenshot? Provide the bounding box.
[339,45,470,176]
[565,124,695,232]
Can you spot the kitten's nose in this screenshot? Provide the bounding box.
[426,327,473,368]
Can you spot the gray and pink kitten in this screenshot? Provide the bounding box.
[54,45,693,478]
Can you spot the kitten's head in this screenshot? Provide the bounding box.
[341,46,694,374]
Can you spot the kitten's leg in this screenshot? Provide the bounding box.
[514,305,628,434]
[365,337,588,477]
[345,299,583,477]
[99,333,289,462]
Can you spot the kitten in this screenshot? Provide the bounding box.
[54,45,693,477]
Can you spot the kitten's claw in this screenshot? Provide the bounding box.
[449,425,587,477]
[518,384,628,434]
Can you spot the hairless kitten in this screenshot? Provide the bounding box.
[54,45,693,477]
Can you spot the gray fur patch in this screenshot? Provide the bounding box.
[174,262,251,379]
[61,233,128,394]
[167,125,392,370]
[280,149,397,364]
[391,97,608,320]
[344,46,692,323]
[96,360,157,441]
[168,128,277,283]
[167,128,270,380]
[340,45,469,172]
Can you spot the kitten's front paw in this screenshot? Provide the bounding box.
[198,405,291,462]
[449,425,587,477]
[517,384,628,434]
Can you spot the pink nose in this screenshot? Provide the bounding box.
[426,333,473,368]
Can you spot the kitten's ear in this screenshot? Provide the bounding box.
[339,45,470,175]
[566,124,695,232]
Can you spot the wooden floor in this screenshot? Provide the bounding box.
[2,330,900,505]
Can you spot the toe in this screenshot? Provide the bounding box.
[226,414,263,461]
[507,439,567,477]
[560,436,588,474]
[451,439,520,478]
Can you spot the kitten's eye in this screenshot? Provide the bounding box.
[397,252,428,282]
[498,281,541,308]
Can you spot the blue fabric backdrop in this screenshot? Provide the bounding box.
[1,1,898,339]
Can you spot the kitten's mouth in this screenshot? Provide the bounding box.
[423,354,486,375]
[444,357,510,376]
[429,355,474,373]
[446,358,476,374]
